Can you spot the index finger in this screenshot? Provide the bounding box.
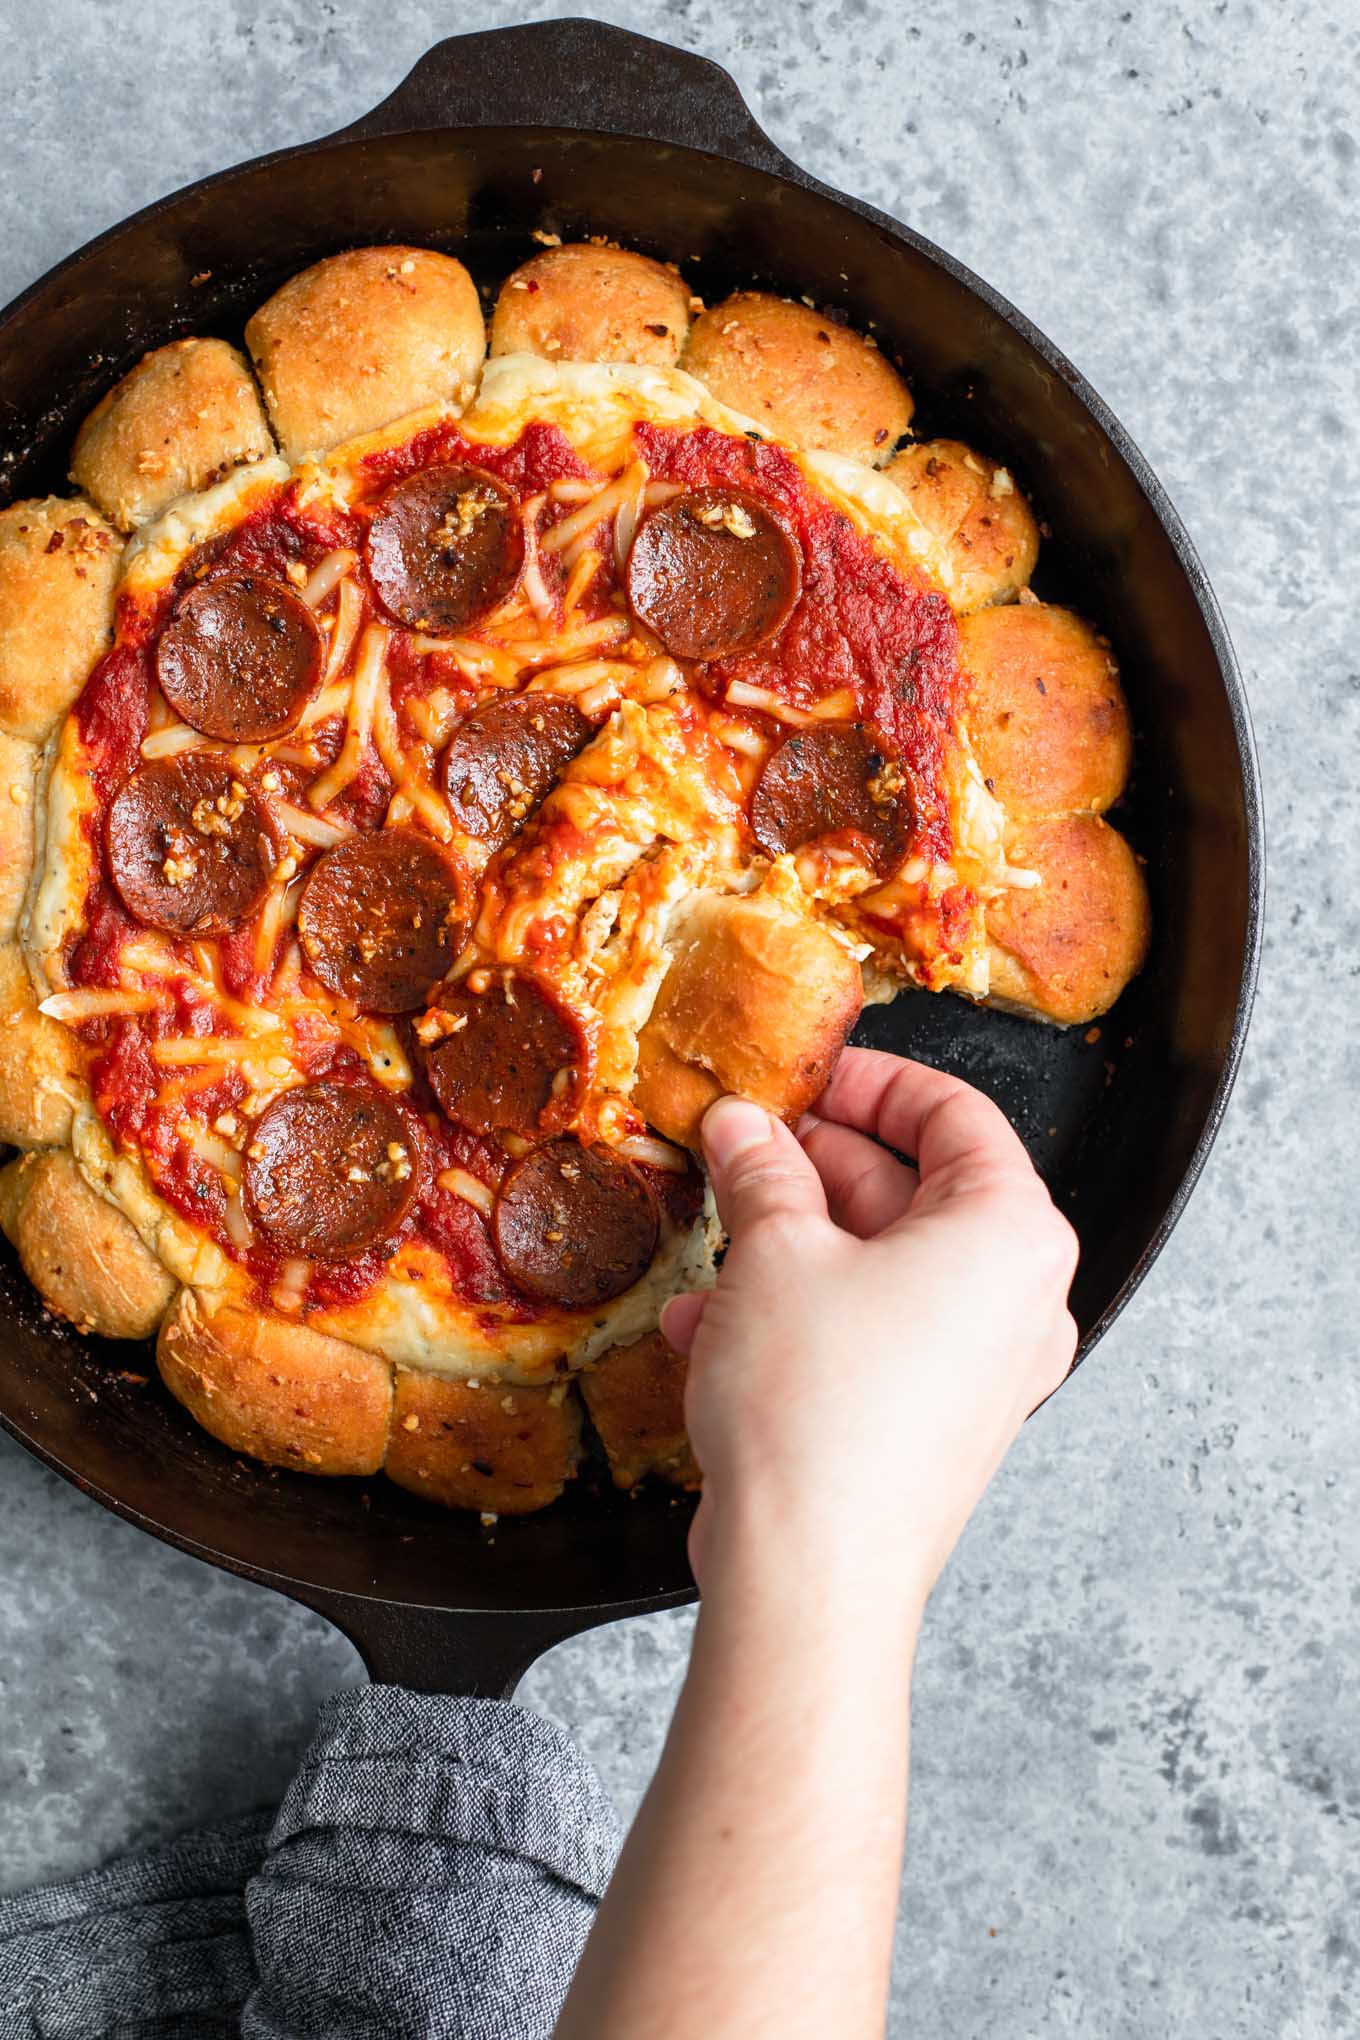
[816,1047,1035,1189]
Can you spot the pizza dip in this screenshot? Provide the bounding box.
[0,242,1149,1515]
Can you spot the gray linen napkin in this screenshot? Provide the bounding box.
[0,1685,621,2040]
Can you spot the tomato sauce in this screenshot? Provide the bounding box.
[362,418,595,497]
[635,423,962,861]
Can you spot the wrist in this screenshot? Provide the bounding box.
[695,1477,931,1655]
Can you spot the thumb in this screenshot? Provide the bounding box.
[701,1096,828,1238]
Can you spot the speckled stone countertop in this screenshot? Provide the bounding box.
[1,5,1355,2034]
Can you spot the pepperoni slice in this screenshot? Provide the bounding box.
[365,465,525,633]
[493,1137,659,1309]
[423,972,588,1136]
[298,828,467,1014]
[106,755,282,937]
[750,723,911,873]
[157,575,324,741]
[441,693,592,849]
[242,1083,419,1260]
[626,487,801,661]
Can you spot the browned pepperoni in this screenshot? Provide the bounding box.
[750,723,911,872]
[156,575,324,741]
[441,693,592,849]
[298,828,467,1014]
[365,466,525,633]
[106,755,282,937]
[493,1137,659,1309]
[242,1083,419,1259]
[626,488,801,661]
[423,973,588,1136]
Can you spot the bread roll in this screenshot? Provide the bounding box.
[683,292,912,464]
[246,246,486,462]
[0,732,37,940]
[962,603,1132,821]
[0,497,120,743]
[0,942,86,1146]
[889,438,1039,612]
[384,1367,581,1514]
[492,243,692,367]
[0,1148,175,1338]
[987,814,1150,1025]
[634,891,863,1148]
[70,338,274,530]
[156,1288,393,1474]
[580,1330,699,1490]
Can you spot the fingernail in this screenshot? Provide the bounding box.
[701,1095,773,1166]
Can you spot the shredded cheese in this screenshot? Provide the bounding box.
[151,1036,284,1068]
[612,462,650,574]
[336,1016,414,1089]
[405,688,458,746]
[503,615,629,667]
[183,1125,242,1179]
[223,1185,252,1249]
[526,658,636,699]
[272,799,352,848]
[724,681,859,725]
[713,718,768,760]
[308,621,387,809]
[321,577,363,683]
[302,549,358,608]
[613,1133,689,1172]
[520,494,555,623]
[271,1257,311,1313]
[540,462,647,556]
[578,679,621,718]
[632,656,685,706]
[39,987,168,1022]
[298,679,353,730]
[141,724,208,760]
[562,547,602,617]
[436,1166,495,1218]
[373,666,455,843]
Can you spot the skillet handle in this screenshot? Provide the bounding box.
[290,1586,630,1699]
[339,18,798,177]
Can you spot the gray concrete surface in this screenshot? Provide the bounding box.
[1,3,1355,2034]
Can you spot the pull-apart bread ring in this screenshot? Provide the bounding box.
[1,237,1148,1512]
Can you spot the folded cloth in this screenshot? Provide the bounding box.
[0,1687,621,2040]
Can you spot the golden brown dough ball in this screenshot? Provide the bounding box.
[962,603,1133,822]
[633,890,863,1150]
[579,1330,700,1491]
[889,438,1039,611]
[0,496,120,744]
[0,943,86,1146]
[0,733,37,940]
[246,246,486,463]
[0,1148,175,1338]
[682,292,913,464]
[156,1288,393,1474]
[384,1368,581,1514]
[491,243,693,367]
[70,338,274,531]
[986,814,1150,1025]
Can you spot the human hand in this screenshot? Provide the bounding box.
[661,1048,1078,1607]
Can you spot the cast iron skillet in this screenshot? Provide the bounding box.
[0,21,1263,1696]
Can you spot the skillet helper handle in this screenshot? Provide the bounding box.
[342,18,797,176]
[294,1588,613,1699]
